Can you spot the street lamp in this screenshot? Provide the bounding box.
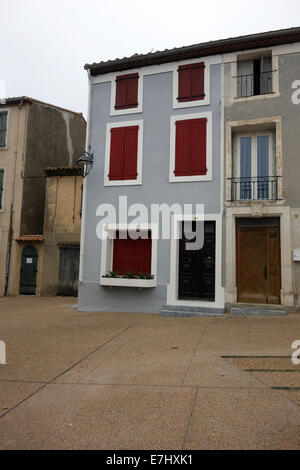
[77,147,94,178]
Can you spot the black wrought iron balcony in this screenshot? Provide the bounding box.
[234,70,275,98]
[228,176,279,202]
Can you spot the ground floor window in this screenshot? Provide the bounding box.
[100,224,157,287]
[112,230,152,276]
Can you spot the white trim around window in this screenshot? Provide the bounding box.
[100,223,158,288]
[167,213,224,309]
[172,56,212,109]
[104,120,143,187]
[169,111,212,183]
[109,68,144,116]
[0,108,9,150]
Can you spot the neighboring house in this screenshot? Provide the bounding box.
[223,27,300,313]
[80,38,225,314]
[0,97,86,296]
[41,166,83,296]
[79,26,300,315]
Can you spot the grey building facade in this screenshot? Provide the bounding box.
[223,35,300,312]
[79,54,225,314]
[80,26,300,315]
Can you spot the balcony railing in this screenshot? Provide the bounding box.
[235,70,275,98]
[228,176,279,202]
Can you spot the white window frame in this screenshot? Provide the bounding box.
[234,131,275,200]
[0,109,9,150]
[0,167,6,212]
[166,213,224,310]
[172,57,212,109]
[169,111,212,183]
[110,69,144,116]
[225,49,279,103]
[104,120,143,187]
[100,223,158,288]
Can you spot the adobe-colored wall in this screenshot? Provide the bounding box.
[41,174,82,296]
[20,102,86,235]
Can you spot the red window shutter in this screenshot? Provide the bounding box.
[113,231,152,275]
[109,128,124,180]
[174,118,207,177]
[115,73,139,109]
[178,62,205,102]
[174,120,191,176]
[109,126,139,181]
[178,68,191,102]
[123,126,138,180]
[190,118,207,175]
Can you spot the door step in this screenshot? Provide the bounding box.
[231,307,286,316]
[160,305,224,317]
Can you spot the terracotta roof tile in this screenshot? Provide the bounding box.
[14,235,44,243]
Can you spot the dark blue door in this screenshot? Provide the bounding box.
[20,245,38,295]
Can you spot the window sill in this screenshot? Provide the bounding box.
[104,179,142,187]
[233,92,280,103]
[169,174,212,183]
[173,98,210,109]
[100,277,156,288]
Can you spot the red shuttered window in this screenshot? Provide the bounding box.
[178,62,205,102]
[174,118,207,177]
[109,126,139,181]
[115,73,139,110]
[113,231,152,275]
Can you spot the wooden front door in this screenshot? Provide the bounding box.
[178,221,215,301]
[20,245,38,295]
[236,224,280,304]
[57,246,80,296]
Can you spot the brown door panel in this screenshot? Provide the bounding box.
[236,224,281,305]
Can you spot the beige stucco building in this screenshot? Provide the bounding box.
[223,29,300,313]
[0,97,86,296]
[40,166,83,296]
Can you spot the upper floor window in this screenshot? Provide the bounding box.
[115,73,139,110]
[174,118,207,177]
[177,62,205,102]
[0,169,4,210]
[236,55,273,99]
[231,132,278,201]
[0,111,8,147]
[104,120,143,186]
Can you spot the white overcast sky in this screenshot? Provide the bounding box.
[1,0,300,117]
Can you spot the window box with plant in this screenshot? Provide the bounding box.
[100,225,158,288]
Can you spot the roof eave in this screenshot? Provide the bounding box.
[85,26,300,77]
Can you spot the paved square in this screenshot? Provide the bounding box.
[0,297,300,449]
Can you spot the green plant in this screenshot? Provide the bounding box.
[124,271,137,279]
[103,270,119,278]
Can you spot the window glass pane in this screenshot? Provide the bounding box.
[0,169,4,209]
[240,137,252,177]
[240,137,252,200]
[257,136,269,177]
[237,61,254,98]
[257,135,269,199]
[260,56,273,94]
[0,112,7,131]
[0,131,6,147]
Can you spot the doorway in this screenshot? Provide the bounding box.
[236,218,280,304]
[19,245,38,295]
[57,246,80,296]
[178,221,216,301]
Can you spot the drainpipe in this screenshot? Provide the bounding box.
[79,69,92,284]
[4,98,25,295]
